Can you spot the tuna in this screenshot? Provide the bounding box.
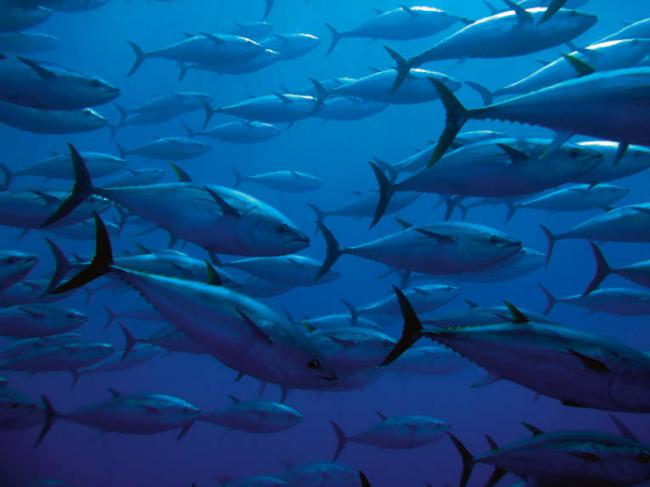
[540,284,650,317]
[116,137,211,161]
[0,250,38,291]
[232,168,323,192]
[184,120,282,144]
[0,303,86,338]
[586,242,650,293]
[201,395,303,433]
[0,102,107,134]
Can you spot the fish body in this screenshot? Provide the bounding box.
[118,137,211,161]
[218,93,322,123]
[0,102,106,133]
[0,250,38,292]
[15,152,126,180]
[236,170,323,192]
[0,304,86,338]
[387,346,468,376]
[519,184,629,212]
[0,32,60,54]
[261,33,319,60]
[202,397,303,433]
[192,121,282,144]
[222,255,339,286]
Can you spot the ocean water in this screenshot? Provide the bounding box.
[0,1,649,486]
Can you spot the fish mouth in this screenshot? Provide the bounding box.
[292,234,311,245]
[321,373,337,382]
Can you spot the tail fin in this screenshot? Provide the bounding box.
[127,41,147,77]
[538,283,557,315]
[330,420,348,460]
[49,213,113,295]
[540,0,567,24]
[381,286,424,366]
[181,123,196,139]
[466,81,494,106]
[231,166,244,188]
[315,222,343,282]
[504,200,517,223]
[109,104,128,140]
[119,322,136,360]
[69,370,80,390]
[263,0,274,19]
[428,78,470,167]
[447,433,475,487]
[584,242,611,295]
[341,299,358,326]
[41,144,94,228]
[309,78,327,113]
[359,470,371,487]
[177,63,190,82]
[369,161,396,228]
[385,46,412,93]
[539,224,557,267]
[0,163,13,190]
[307,203,326,234]
[325,24,343,56]
[201,99,216,129]
[35,395,59,447]
[115,144,127,160]
[104,306,119,329]
[43,238,71,294]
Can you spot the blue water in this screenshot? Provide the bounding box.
[1,1,649,486]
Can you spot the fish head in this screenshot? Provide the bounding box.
[162,396,201,423]
[80,108,107,128]
[241,209,310,256]
[548,9,598,37]
[73,73,120,104]
[0,388,39,422]
[552,142,604,171]
[468,226,522,266]
[265,324,338,388]
[0,250,38,280]
[54,306,88,329]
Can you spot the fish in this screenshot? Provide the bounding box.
[48,214,337,391]
[278,462,363,487]
[494,39,650,98]
[573,141,650,184]
[344,284,460,322]
[206,89,326,126]
[31,0,111,12]
[330,68,461,105]
[316,221,522,280]
[0,250,38,291]
[232,168,324,192]
[178,48,280,79]
[222,20,273,39]
[599,16,650,43]
[330,412,450,459]
[184,120,282,144]
[0,101,107,134]
[326,6,468,55]
[309,192,420,227]
[301,313,382,331]
[103,167,165,187]
[448,421,650,487]
[0,54,119,110]
[541,203,650,265]
[0,303,86,338]
[370,137,603,225]
[540,284,650,317]
[427,67,650,165]
[71,343,165,389]
[219,254,339,286]
[385,346,468,376]
[430,299,554,327]
[316,96,388,121]
[44,145,310,256]
[514,184,629,217]
[3,151,126,183]
[47,219,120,241]
[384,288,650,412]
[0,190,109,229]
[123,325,207,356]
[261,33,319,60]
[0,334,114,374]
[0,6,52,33]
[111,91,212,137]
[201,395,303,433]
[127,33,266,76]
[0,32,61,54]
[388,4,597,90]
[586,242,650,293]
[0,385,44,431]
[116,137,211,161]
[36,389,201,446]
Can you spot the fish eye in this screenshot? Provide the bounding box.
[91,80,101,87]
[4,256,17,264]
[277,224,289,234]
[307,359,321,370]
[489,235,498,244]
[569,148,581,158]
[9,402,19,409]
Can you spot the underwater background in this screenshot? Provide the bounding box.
[0,0,649,486]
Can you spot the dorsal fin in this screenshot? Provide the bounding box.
[228,395,241,404]
[395,217,413,229]
[503,301,529,324]
[563,54,596,77]
[168,162,192,182]
[608,414,638,442]
[376,410,387,421]
[485,434,499,450]
[204,186,240,217]
[497,143,529,164]
[237,308,273,344]
[108,387,122,398]
[521,422,544,436]
[502,0,533,23]
[17,56,57,79]
[465,299,479,309]
[204,261,223,286]
[274,92,292,103]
